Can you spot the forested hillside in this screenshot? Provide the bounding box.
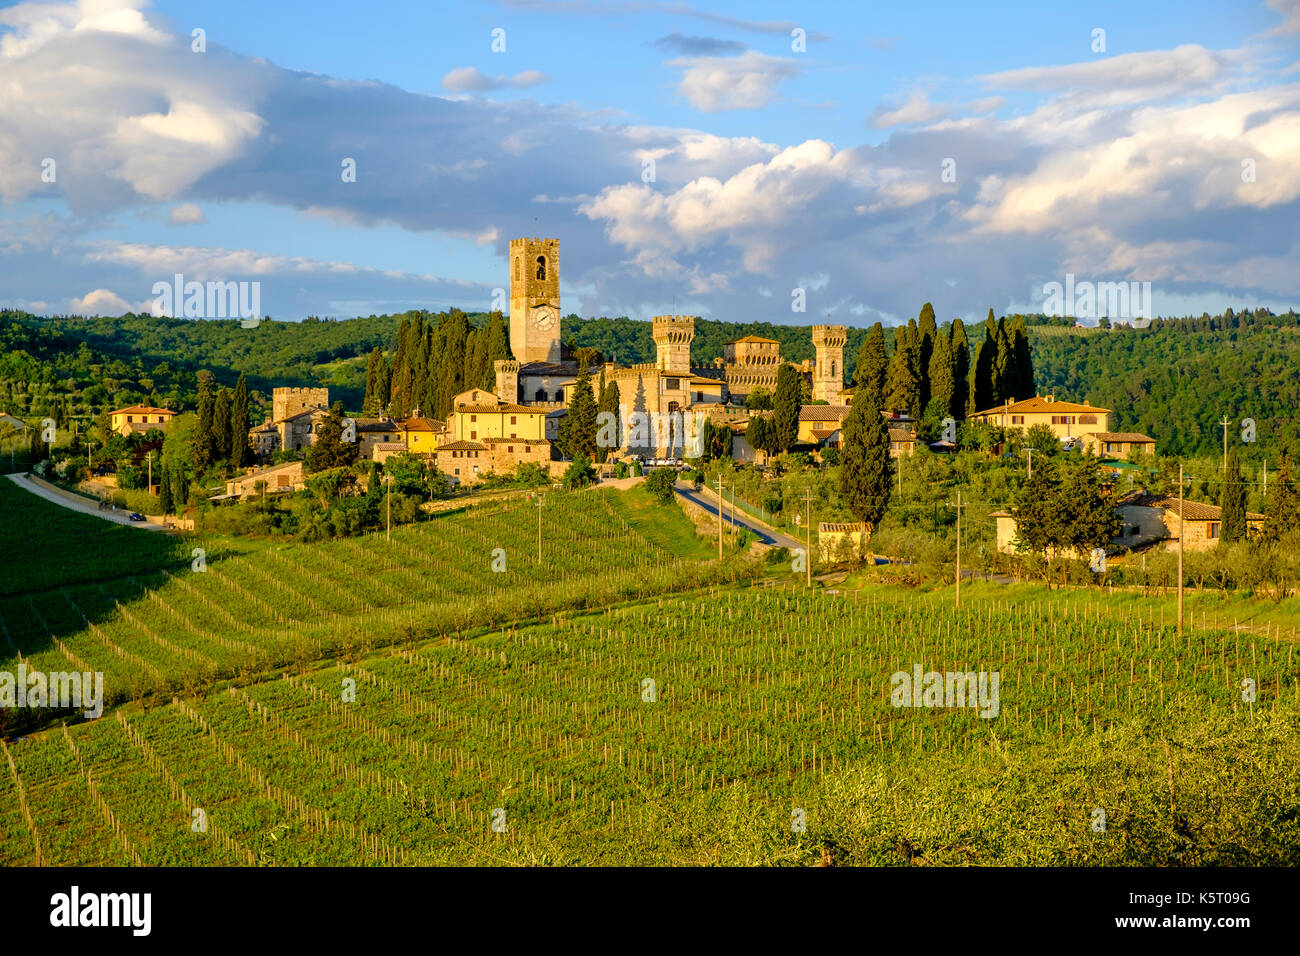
[3,305,1297,457]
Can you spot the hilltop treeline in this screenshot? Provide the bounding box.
[4,304,1298,456]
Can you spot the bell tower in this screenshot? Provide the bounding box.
[509,237,561,365]
[811,324,847,404]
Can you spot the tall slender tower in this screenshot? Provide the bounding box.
[509,237,561,365]
[811,325,847,404]
[652,315,694,376]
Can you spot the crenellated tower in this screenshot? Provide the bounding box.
[811,324,847,404]
[494,358,520,404]
[652,314,694,376]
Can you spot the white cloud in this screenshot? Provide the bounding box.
[168,202,205,225]
[981,45,1228,107]
[668,51,801,112]
[1266,0,1300,35]
[870,90,951,128]
[69,287,131,314]
[440,67,549,92]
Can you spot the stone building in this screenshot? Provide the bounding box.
[109,405,176,436]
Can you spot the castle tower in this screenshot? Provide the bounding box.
[272,386,329,422]
[811,325,847,404]
[509,237,561,365]
[494,359,520,404]
[652,315,694,376]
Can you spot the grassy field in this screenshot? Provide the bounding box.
[1,479,1296,866]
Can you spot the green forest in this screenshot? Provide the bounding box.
[2,303,1298,457]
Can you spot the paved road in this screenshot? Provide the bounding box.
[675,483,804,549]
[6,472,169,531]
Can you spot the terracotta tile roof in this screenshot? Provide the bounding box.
[480,437,550,445]
[818,522,868,532]
[798,405,851,421]
[519,362,577,376]
[110,405,176,416]
[1090,431,1155,443]
[970,395,1111,417]
[436,440,486,452]
[402,417,447,431]
[888,428,915,442]
[726,335,781,344]
[456,403,538,414]
[1117,491,1263,522]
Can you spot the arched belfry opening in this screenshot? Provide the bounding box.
[536,256,547,280]
[514,258,521,282]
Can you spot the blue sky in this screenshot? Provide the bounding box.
[1,0,1297,326]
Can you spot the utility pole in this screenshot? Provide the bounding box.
[716,475,723,559]
[1219,415,1230,472]
[1027,447,1033,479]
[955,491,962,609]
[147,451,153,492]
[1263,460,1267,497]
[802,489,814,588]
[1177,464,1184,638]
[383,474,393,541]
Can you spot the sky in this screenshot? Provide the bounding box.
[1,0,1297,327]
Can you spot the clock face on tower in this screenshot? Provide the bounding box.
[531,304,557,331]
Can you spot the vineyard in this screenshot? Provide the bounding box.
[0,486,740,735]
[3,582,1296,865]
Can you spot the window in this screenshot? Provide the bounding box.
[1011,415,1024,425]
[665,378,680,390]
[510,432,516,439]
[536,256,546,280]
[454,468,460,475]
[510,415,517,425]
[471,414,477,422]
[1208,522,1220,539]
[507,446,513,454]
[473,465,479,474]
[696,392,704,403]
[1080,415,1097,425]
[535,389,547,402]
[1051,415,1075,426]
[514,258,521,282]
[470,431,476,440]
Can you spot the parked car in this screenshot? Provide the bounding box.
[127,512,146,522]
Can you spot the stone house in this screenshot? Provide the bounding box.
[969,394,1110,442]
[225,460,306,498]
[1080,431,1157,459]
[818,522,871,562]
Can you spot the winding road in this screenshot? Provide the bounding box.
[6,472,169,531]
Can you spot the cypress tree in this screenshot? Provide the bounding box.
[363,347,387,417]
[950,319,970,419]
[1264,452,1300,540]
[213,388,232,464]
[1009,314,1034,399]
[561,356,599,462]
[230,372,251,467]
[595,372,620,463]
[972,321,997,412]
[852,322,889,408]
[993,317,1013,403]
[158,464,173,514]
[927,329,955,421]
[772,364,802,452]
[886,322,920,415]
[1219,447,1248,543]
[839,389,892,528]
[194,373,216,470]
[917,303,937,411]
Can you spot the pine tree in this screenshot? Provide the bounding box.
[772,364,802,452]
[839,389,892,528]
[1219,447,1248,543]
[853,322,889,407]
[193,373,216,470]
[950,319,970,419]
[927,329,955,421]
[230,372,251,467]
[1264,452,1300,540]
[306,402,360,474]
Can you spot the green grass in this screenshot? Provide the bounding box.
[0,479,191,596]
[599,485,716,560]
